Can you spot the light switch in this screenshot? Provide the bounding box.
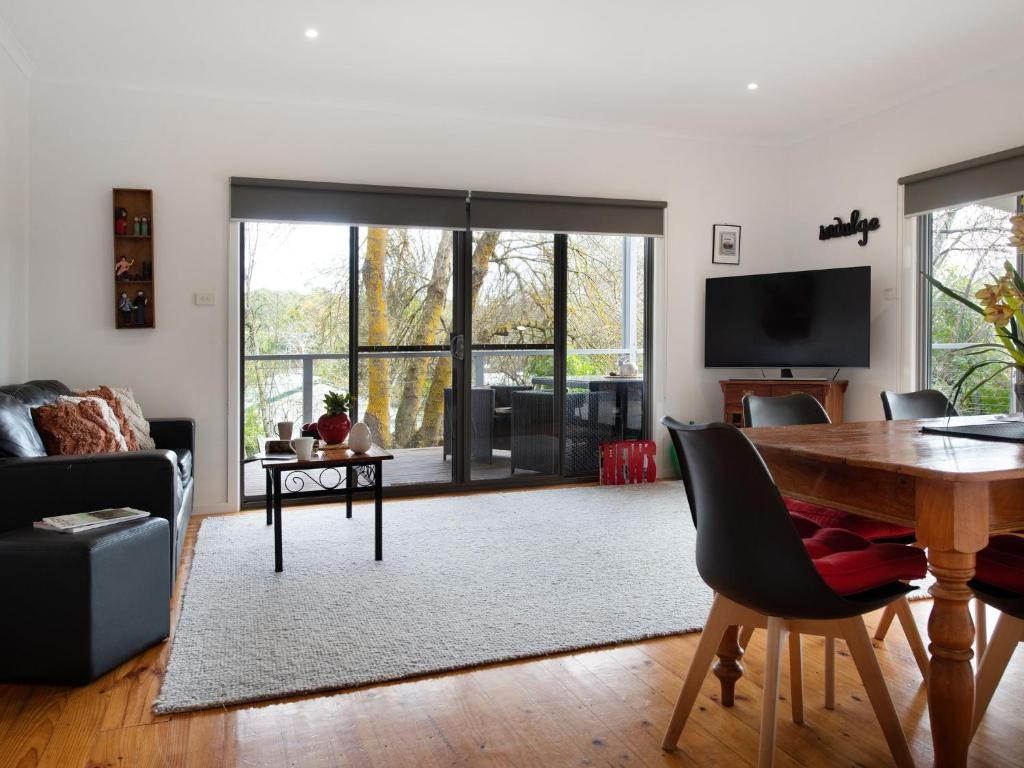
[194,291,216,306]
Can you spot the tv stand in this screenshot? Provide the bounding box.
[720,378,848,427]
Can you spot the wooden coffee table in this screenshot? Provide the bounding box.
[257,445,394,571]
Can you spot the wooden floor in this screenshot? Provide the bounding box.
[2,500,1023,768]
[243,447,532,499]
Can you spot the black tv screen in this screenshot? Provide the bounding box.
[705,266,871,369]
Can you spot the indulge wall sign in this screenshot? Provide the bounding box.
[819,209,880,246]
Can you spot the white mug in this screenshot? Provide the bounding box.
[276,421,294,441]
[291,436,315,461]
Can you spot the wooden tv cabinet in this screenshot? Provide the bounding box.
[719,379,848,427]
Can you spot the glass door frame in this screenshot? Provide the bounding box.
[240,223,655,506]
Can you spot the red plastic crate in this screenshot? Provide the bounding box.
[600,440,657,485]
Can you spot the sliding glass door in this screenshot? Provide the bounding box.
[356,227,455,486]
[234,180,661,505]
[468,231,557,479]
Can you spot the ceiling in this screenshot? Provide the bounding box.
[2,0,1023,145]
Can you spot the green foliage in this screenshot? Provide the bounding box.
[323,391,353,415]
[926,204,1019,415]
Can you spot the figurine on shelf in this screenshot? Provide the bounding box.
[133,289,148,325]
[115,256,134,278]
[118,292,133,325]
[140,217,150,237]
[133,217,141,236]
[114,207,129,236]
[142,261,152,280]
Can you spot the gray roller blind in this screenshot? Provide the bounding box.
[230,178,467,229]
[470,191,666,236]
[900,145,1024,216]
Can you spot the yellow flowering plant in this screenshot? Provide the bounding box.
[923,213,1024,407]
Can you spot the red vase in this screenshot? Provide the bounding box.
[317,412,352,445]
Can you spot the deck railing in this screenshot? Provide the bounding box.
[244,347,641,425]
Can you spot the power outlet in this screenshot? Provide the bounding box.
[194,291,216,306]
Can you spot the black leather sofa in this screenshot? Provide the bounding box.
[0,380,194,582]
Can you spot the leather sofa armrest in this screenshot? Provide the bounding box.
[148,418,195,455]
[0,450,178,533]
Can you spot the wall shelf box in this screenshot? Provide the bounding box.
[113,188,155,329]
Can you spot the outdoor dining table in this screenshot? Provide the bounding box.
[530,374,643,440]
[742,416,1024,768]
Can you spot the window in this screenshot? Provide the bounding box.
[920,195,1022,414]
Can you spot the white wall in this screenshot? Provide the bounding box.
[0,42,28,382]
[26,80,787,510]
[783,66,1024,420]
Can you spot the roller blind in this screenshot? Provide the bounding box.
[900,145,1024,216]
[230,178,667,235]
[470,190,666,236]
[230,178,468,229]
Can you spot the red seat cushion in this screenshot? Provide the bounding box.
[785,497,914,541]
[975,535,1024,595]
[802,527,927,596]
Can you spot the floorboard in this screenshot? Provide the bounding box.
[1,495,1023,767]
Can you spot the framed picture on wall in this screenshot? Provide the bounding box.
[712,224,741,265]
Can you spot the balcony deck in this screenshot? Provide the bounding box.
[243,446,531,499]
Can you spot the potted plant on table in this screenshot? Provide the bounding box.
[317,391,354,445]
[925,213,1024,414]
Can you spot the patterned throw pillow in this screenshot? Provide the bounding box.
[76,386,139,450]
[110,387,156,450]
[31,395,129,455]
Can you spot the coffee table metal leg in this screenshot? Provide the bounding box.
[346,466,353,519]
[375,462,383,561]
[265,469,273,526]
[273,471,284,572]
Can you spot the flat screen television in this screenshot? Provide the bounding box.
[704,266,870,371]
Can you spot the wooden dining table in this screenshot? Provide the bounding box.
[737,416,1024,768]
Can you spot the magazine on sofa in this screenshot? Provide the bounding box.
[33,507,150,534]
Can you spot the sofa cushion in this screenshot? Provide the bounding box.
[172,449,193,483]
[78,386,139,451]
[0,393,47,458]
[31,396,129,456]
[111,387,155,450]
[0,381,72,405]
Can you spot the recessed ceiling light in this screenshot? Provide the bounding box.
[747,82,759,91]
[305,28,319,39]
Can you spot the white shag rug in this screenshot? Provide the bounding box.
[155,482,711,713]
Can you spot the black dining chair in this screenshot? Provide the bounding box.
[970,535,1024,737]
[740,393,929,700]
[881,389,957,421]
[661,417,921,768]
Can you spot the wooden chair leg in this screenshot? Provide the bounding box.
[823,635,835,710]
[739,625,755,650]
[874,602,898,641]
[975,599,988,660]
[839,616,914,768]
[662,595,734,751]
[757,617,787,768]
[972,611,1024,737]
[788,631,803,725]
[894,596,929,683]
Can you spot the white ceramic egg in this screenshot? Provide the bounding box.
[348,421,372,453]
